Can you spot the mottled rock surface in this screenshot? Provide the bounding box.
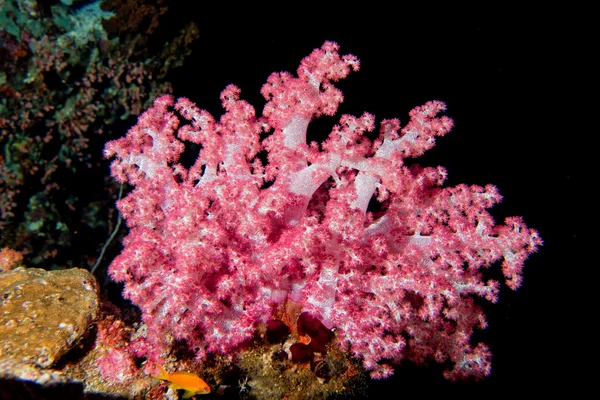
[0,267,99,383]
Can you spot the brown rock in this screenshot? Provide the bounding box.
[0,267,99,381]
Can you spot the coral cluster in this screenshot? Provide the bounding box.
[104,41,541,380]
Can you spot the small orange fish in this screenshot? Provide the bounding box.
[153,364,210,398]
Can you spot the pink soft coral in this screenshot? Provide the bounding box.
[104,41,541,380]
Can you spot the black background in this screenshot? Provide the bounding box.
[163,4,583,395]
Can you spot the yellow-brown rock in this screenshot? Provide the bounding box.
[0,267,99,380]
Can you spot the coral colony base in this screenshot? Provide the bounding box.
[104,41,541,380]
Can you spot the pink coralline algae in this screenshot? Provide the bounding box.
[104,41,541,380]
